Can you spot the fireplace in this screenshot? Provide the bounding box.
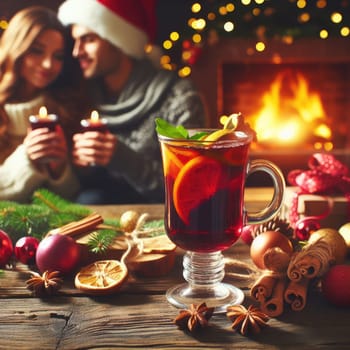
[191,37,350,183]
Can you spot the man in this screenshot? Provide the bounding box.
[58,0,207,204]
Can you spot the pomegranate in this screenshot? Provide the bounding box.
[35,234,81,275]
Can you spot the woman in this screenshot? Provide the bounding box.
[0,6,90,202]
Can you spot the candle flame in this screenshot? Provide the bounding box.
[39,106,48,118]
[90,110,99,122]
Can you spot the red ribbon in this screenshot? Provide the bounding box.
[287,153,350,226]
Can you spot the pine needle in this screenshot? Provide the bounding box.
[87,229,121,254]
[0,189,92,241]
[32,189,91,217]
[143,219,166,236]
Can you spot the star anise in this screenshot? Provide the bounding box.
[174,302,214,332]
[226,304,269,336]
[26,270,63,297]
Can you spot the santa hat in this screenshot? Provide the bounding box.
[58,0,158,59]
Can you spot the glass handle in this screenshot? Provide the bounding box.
[245,159,285,224]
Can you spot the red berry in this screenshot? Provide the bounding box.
[15,236,40,265]
[0,229,13,266]
[321,265,350,307]
[295,217,321,241]
[240,225,254,245]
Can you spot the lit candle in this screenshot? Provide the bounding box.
[80,110,108,132]
[29,106,59,131]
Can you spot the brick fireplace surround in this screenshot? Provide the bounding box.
[191,37,350,183]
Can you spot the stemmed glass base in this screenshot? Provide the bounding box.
[166,251,244,313]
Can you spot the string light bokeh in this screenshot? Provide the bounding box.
[158,0,350,77]
[0,0,348,78]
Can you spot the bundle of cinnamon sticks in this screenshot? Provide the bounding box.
[251,238,334,317]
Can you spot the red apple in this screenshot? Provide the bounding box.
[15,236,40,265]
[35,234,81,275]
[321,265,350,307]
[0,229,13,266]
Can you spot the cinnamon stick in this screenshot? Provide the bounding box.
[284,278,309,311]
[251,273,278,303]
[260,277,287,317]
[263,247,291,273]
[287,239,333,281]
[287,255,321,281]
[45,213,103,238]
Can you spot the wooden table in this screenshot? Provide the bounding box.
[1,193,350,349]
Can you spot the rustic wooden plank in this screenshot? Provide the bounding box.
[2,200,350,349]
[1,292,350,349]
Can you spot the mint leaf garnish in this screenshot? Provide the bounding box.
[155,118,189,139]
[155,118,208,140]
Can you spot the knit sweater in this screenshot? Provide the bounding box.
[80,58,208,203]
[0,95,80,203]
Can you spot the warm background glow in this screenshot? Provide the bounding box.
[155,0,350,75]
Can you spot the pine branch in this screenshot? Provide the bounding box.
[0,190,92,242]
[87,229,122,254]
[32,190,61,212]
[0,204,52,241]
[32,188,91,217]
[0,190,166,255]
[143,219,166,236]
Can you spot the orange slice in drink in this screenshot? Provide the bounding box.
[161,145,184,177]
[161,144,200,178]
[75,260,128,295]
[173,156,223,224]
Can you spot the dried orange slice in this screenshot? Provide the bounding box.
[173,156,223,225]
[141,235,177,254]
[75,260,128,295]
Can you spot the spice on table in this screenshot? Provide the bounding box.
[226,304,269,336]
[45,213,104,238]
[284,278,310,311]
[74,259,129,295]
[26,270,63,296]
[287,237,334,281]
[174,302,214,332]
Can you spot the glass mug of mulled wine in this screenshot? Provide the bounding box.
[158,127,285,312]
[29,107,60,164]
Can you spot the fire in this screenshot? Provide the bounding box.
[248,69,332,149]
